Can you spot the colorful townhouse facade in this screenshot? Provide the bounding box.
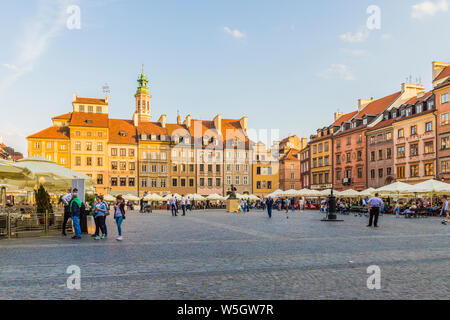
[433,62,450,182]
[27,69,253,197]
[299,145,310,189]
[252,141,279,197]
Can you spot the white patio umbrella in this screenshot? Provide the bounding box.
[404,179,450,194]
[123,194,139,201]
[248,194,260,201]
[0,159,32,180]
[206,193,223,201]
[338,189,360,198]
[15,156,94,192]
[103,194,116,202]
[279,189,299,197]
[188,193,205,201]
[375,181,412,196]
[268,189,283,198]
[359,188,376,197]
[144,194,164,201]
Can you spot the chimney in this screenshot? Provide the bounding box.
[334,112,345,121]
[239,116,248,133]
[73,93,77,102]
[214,114,222,133]
[158,114,167,128]
[177,114,181,125]
[358,99,373,111]
[401,83,424,99]
[184,114,192,128]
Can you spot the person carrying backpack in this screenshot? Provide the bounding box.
[70,194,82,239]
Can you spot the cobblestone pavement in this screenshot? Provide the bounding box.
[0,209,449,299]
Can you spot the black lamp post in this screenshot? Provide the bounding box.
[321,136,342,222]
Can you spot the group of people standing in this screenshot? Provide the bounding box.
[61,189,126,241]
[168,194,190,216]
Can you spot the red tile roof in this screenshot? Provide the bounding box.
[368,118,396,131]
[332,111,358,126]
[435,66,450,82]
[73,97,107,105]
[189,119,217,137]
[108,119,137,144]
[52,112,72,120]
[354,92,401,119]
[405,91,432,105]
[136,121,168,135]
[282,148,300,161]
[27,126,70,140]
[166,123,189,136]
[70,112,109,127]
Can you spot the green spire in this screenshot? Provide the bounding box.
[136,64,149,95]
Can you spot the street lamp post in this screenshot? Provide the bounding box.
[321,136,342,222]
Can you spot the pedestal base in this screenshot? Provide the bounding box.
[226,199,240,213]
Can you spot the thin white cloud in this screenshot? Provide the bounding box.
[317,64,356,81]
[0,0,78,96]
[381,34,393,40]
[2,63,19,71]
[340,49,367,57]
[411,0,449,19]
[339,29,369,43]
[223,26,246,39]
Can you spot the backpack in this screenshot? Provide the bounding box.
[102,201,111,216]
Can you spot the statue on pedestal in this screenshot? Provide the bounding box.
[228,184,237,199]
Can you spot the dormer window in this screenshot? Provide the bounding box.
[428,100,434,109]
[151,134,156,140]
[400,109,405,117]
[416,104,423,113]
[141,134,146,140]
[119,131,126,137]
[406,108,412,117]
[392,112,397,118]
[85,119,93,124]
[363,119,368,125]
[79,105,85,112]
[174,136,179,144]
[203,135,209,145]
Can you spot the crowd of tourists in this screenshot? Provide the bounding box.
[60,189,126,241]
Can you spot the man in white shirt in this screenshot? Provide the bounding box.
[181,195,186,216]
[367,193,383,228]
[186,197,191,211]
[170,195,177,216]
[61,188,77,236]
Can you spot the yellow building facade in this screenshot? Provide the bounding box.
[252,142,279,197]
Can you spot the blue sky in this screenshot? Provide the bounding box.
[0,0,449,154]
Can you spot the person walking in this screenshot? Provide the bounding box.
[266,197,274,218]
[441,195,450,225]
[285,198,290,213]
[93,196,107,240]
[367,193,383,228]
[140,197,144,213]
[69,193,82,239]
[61,188,77,236]
[246,199,250,212]
[181,195,186,216]
[395,202,401,218]
[186,197,191,211]
[114,196,126,241]
[170,195,177,216]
